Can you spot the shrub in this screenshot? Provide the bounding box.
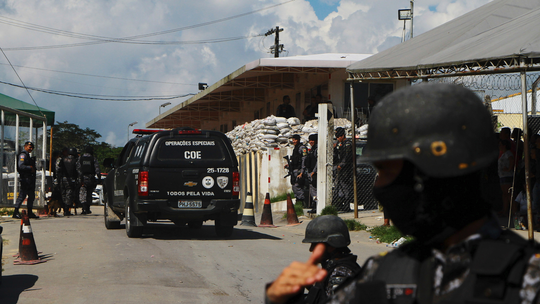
[370,225,413,244]
[294,201,304,216]
[270,192,295,203]
[320,205,338,216]
[343,219,367,231]
[0,208,13,216]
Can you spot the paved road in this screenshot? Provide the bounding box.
[0,207,388,304]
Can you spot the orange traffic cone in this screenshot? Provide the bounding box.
[259,193,276,227]
[240,192,257,227]
[14,210,46,265]
[286,194,301,226]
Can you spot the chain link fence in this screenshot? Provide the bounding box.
[328,73,540,215]
[330,137,377,213]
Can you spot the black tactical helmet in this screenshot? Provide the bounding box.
[302,215,351,248]
[68,148,78,156]
[85,146,94,155]
[335,127,345,138]
[361,83,498,178]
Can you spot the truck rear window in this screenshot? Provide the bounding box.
[157,138,226,161]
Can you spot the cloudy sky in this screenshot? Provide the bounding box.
[0,0,492,147]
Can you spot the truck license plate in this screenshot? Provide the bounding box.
[178,200,202,208]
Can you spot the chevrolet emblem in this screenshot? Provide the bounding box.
[184,181,198,187]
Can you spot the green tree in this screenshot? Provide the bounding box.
[51,121,102,153]
[93,142,123,173]
[48,121,122,173]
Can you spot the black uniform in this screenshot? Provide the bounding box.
[333,139,353,211]
[328,214,540,304]
[290,142,307,202]
[15,149,36,212]
[303,143,318,208]
[77,152,101,214]
[277,104,296,119]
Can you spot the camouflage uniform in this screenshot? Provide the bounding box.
[77,152,101,214]
[290,142,308,202]
[267,250,361,304]
[333,138,353,211]
[315,251,361,302]
[328,214,540,304]
[56,154,78,212]
[304,143,317,202]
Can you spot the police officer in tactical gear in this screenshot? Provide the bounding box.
[285,134,307,205]
[57,147,79,216]
[13,141,37,219]
[266,216,361,304]
[303,134,318,212]
[77,146,101,215]
[266,83,540,304]
[333,127,353,212]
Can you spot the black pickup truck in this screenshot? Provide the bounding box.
[102,128,240,238]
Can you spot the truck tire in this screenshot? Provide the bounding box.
[104,201,121,229]
[215,220,233,237]
[125,196,144,238]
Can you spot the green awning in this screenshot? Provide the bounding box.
[0,92,55,126]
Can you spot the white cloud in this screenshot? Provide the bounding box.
[0,0,493,147]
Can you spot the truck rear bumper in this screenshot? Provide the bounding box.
[135,198,240,220]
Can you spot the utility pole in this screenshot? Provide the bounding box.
[265,26,284,58]
[410,0,414,39]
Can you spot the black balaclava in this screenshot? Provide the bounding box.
[373,160,491,245]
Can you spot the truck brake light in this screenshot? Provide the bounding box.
[178,130,202,135]
[138,171,149,196]
[232,171,240,198]
[132,129,163,135]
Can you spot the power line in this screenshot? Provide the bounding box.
[0,0,294,51]
[0,47,45,117]
[0,79,196,101]
[2,34,265,51]
[0,62,196,85]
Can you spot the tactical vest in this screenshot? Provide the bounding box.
[63,156,77,178]
[305,254,362,304]
[80,155,95,175]
[291,144,303,169]
[368,230,537,304]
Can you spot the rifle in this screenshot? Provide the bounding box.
[283,155,293,178]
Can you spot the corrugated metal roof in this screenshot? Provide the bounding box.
[347,0,540,77]
[146,53,371,129]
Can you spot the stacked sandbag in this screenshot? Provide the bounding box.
[226,115,366,154]
[226,115,306,154]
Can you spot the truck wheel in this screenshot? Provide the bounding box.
[215,220,233,237]
[188,221,203,229]
[125,196,144,238]
[104,201,121,229]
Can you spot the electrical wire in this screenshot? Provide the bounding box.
[0,0,294,51]
[0,79,196,101]
[2,34,265,51]
[0,62,195,85]
[0,47,46,117]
